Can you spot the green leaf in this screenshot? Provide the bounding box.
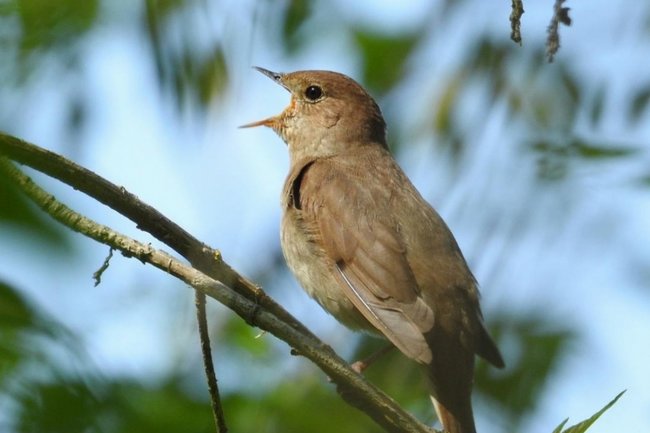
[14,379,102,433]
[552,418,570,433]
[354,31,420,94]
[571,139,637,159]
[0,281,37,331]
[475,314,575,427]
[17,0,98,54]
[553,390,625,433]
[531,139,637,161]
[197,47,229,106]
[0,164,71,248]
[221,314,270,357]
[282,0,311,53]
[589,87,606,126]
[629,86,650,123]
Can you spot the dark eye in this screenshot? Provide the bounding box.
[304,85,323,101]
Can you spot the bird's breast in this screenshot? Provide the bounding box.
[280,208,377,333]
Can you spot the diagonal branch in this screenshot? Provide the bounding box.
[0,132,313,339]
[0,134,436,433]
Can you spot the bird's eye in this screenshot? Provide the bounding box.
[304,85,323,101]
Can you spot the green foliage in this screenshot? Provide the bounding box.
[532,138,638,181]
[14,0,98,54]
[475,314,575,429]
[144,0,229,114]
[0,0,98,85]
[629,86,650,124]
[281,0,311,53]
[223,378,382,433]
[552,391,625,433]
[0,166,70,248]
[354,30,421,95]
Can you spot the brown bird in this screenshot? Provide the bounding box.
[242,67,504,433]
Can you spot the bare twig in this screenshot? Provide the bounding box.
[93,247,114,286]
[546,0,572,62]
[0,136,436,433]
[510,0,524,45]
[196,292,228,433]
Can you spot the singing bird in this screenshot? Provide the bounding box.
[242,67,504,433]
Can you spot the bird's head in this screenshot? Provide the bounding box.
[242,67,387,161]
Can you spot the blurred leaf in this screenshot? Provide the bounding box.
[107,379,213,433]
[552,391,625,433]
[628,86,650,124]
[0,281,37,331]
[15,0,98,57]
[197,47,229,107]
[14,379,101,433]
[143,0,228,115]
[354,31,420,94]
[224,376,382,433]
[0,162,72,248]
[571,139,637,159]
[589,86,606,126]
[475,314,575,429]
[11,375,215,433]
[0,281,38,386]
[470,39,509,73]
[220,314,270,357]
[433,73,464,136]
[533,139,637,160]
[531,138,637,181]
[639,174,650,186]
[354,337,432,421]
[0,281,81,388]
[467,39,510,100]
[281,0,311,53]
[558,66,580,107]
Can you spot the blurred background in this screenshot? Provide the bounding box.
[1,1,649,432]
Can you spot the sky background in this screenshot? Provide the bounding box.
[1,1,649,432]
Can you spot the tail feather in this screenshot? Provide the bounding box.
[431,396,476,433]
[426,334,477,433]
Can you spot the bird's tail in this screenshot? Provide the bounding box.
[426,345,477,433]
[431,395,476,433]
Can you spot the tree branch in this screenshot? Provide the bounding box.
[0,134,436,433]
[0,132,313,339]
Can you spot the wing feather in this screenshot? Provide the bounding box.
[300,159,435,364]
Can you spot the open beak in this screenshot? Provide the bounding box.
[239,67,288,129]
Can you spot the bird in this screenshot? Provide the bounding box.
[242,67,504,433]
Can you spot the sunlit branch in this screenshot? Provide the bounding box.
[0,135,437,433]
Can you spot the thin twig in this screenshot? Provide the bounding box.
[93,247,114,286]
[509,0,524,46]
[546,0,572,62]
[196,292,228,433]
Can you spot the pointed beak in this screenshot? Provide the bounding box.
[239,66,288,129]
[252,66,289,91]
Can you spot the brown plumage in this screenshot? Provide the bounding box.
[243,67,504,433]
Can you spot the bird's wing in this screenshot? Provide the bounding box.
[297,159,435,364]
